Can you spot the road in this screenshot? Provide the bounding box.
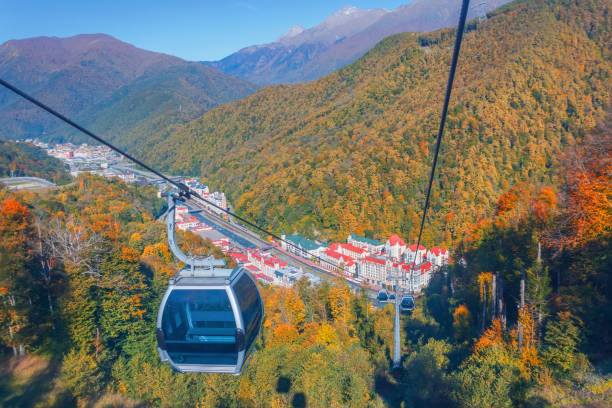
[182,197,376,296]
[111,164,182,184]
[0,176,56,190]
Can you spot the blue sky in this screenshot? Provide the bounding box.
[1,1,411,61]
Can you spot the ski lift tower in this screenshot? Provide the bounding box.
[392,266,403,369]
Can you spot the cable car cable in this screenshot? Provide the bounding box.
[393,0,470,369]
[1,0,470,284]
[404,0,470,288]
[0,78,351,275]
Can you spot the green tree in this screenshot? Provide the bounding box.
[451,344,521,408]
[401,338,453,407]
[541,311,583,377]
[60,348,104,400]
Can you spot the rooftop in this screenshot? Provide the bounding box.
[364,256,386,265]
[349,233,383,246]
[340,243,367,254]
[285,234,323,251]
[387,234,406,246]
[430,247,448,256]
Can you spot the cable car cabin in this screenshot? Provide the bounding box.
[377,289,389,303]
[156,266,263,374]
[400,296,415,312]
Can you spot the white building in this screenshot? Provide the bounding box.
[347,233,384,254]
[321,248,357,277]
[428,247,450,268]
[406,244,427,264]
[410,262,433,292]
[208,191,227,214]
[176,219,200,231]
[385,235,406,260]
[184,178,210,197]
[359,256,389,286]
[263,256,288,278]
[274,266,321,287]
[329,242,369,259]
[281,234,326,258]
[175,205,189,218]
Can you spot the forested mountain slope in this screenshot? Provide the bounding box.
[148,0,612,245]
[0,34,257,146]
[0,140,71,184]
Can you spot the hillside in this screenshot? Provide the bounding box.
[0,148,610,406]
[203,0,512,85]
[0,34,257,146]
[147,0,612,245]
[0,140,70,184]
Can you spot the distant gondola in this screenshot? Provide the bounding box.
[400,296,415,312]
[377,289,389,303]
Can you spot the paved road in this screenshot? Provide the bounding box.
[183,197,375,296]
[111,164,182,183]
[0,176,56,190]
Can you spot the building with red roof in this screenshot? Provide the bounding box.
[347,233,384,253]
[262,255,288,278]
[406,243,427,264]
[212,239,231,252]
[428,247,450,267]
[253,272,274,284]
[227,252,249,264]
[176,219,201,231]
[247,249,264,268]
[412,261,433,290]
[385,260,433,292]
[321,249,356,277]
[245,264,261,274]
[328,243,340,251]
[360,256,389,285]
[385,234,407,260]
[327,242,369,259]
[339,243,368,259]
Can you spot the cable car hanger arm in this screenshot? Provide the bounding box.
[165,193,226,269]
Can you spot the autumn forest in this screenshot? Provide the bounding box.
[0,0,611,407]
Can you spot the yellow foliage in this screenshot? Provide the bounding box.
[142,242,171,263]
[517,305,541,377]
[475,318,504,352]
[315,323,338,346]
[270,323,299,346]
[453,304,472,342]
[328,284,351,324]
[120,247,140,263]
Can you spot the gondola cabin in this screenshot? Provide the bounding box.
[156,266,262,374]
[400,296,415,312]
[377,289,389,303]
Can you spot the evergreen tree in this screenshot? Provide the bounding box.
[541,311,583,377]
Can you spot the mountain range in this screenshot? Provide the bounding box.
[147,0,612,245]
[203,0,513,85]
[0,34,257,146]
